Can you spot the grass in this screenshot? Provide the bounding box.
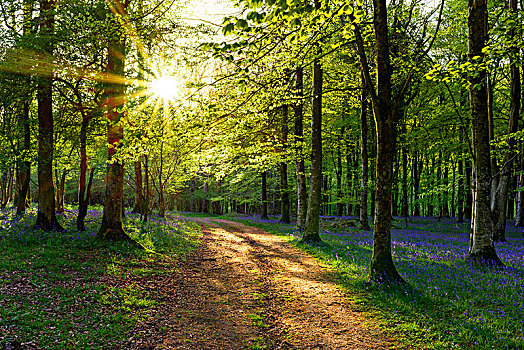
[0,206,202,349]
[223,213,524,350]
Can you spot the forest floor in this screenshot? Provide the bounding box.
[128,217,391,349]
[5,211,522,349]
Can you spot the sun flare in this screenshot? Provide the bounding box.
[150,76,180,101]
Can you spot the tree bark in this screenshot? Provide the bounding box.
[280,106,290,223]
[158,142,165,217]
[401,130,409,219]
[132,160,146,213]
[203,179,209,213]
[466,0,502,265]
[336,144,343,217]
[294,67,307,228]
[366,0,404,282]
[457,157,464,222]
[98,1,132,240]
[359,79,370,229]
[35,0,62,231]
[16,0,34,216]
[16,100,31,215]
[492,0,520,242]
[261,171,268,219]
[302,0,323,243]
[413,152,421,216]
[55,168,67,213]
[516,151,524,226]
[143,154,150,222]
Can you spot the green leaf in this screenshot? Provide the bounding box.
[290,18,301,27]
[222,23,235,35]
[236,19,248,29]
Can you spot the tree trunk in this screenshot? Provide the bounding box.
[189,179,195,212]
[302,1,323,243]
[465,158,473,219]
[98,1,132,240]
[413,152,421,216]
[294,67,307,228]
[55,168,67,213]
[35,0,62,231]
[261,171,268,219]
[77,107,90,230]
[492,0,520,241]
[443,161,450,217]
[437,152,443,218]
[516,151,524,226]
[466,0,502,265]
[16,100,31,215]
[203,179,209,213]
[457,157,464,222]
[359,78,370,229]
[16,1,33,216]
[280,106,290,223]
[132,160,146,213]
[401,134,409,219]
[158,142,165,217]
[367,0,403,282]
[336,145,343,217]
[143,154,150,222]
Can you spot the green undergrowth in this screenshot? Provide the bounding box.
[0,208,202,349]
[220,215,524,350]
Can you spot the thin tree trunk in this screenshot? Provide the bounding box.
[158,142,165,217]
[16,100,31,215]
[492,0,520,241]
[413,152,421,216]
[261,171,268,219]
[336,144,343,217]
[143,154,150,222]
[189,179,195,212]
[457,157,464,222]
[280,105,290,223]
[401,136,409,219]
[203,179,209,213]
[516,150,524,226]
[359,78,370,229]
[294,67,307,228]
[443,162,450,217]
[55,168,66,213]
[16,1,33,215]
[132,160,146,213]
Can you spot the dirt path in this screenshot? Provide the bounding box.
[128,217,391,349]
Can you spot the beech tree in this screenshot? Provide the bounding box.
[466,0,502,265]
[35,0,62,231]
[98,0,131,240]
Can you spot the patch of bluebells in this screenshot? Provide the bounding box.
[0,207,191,247]
[236,213,524,347]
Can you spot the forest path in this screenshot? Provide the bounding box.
[132,217,391,349]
